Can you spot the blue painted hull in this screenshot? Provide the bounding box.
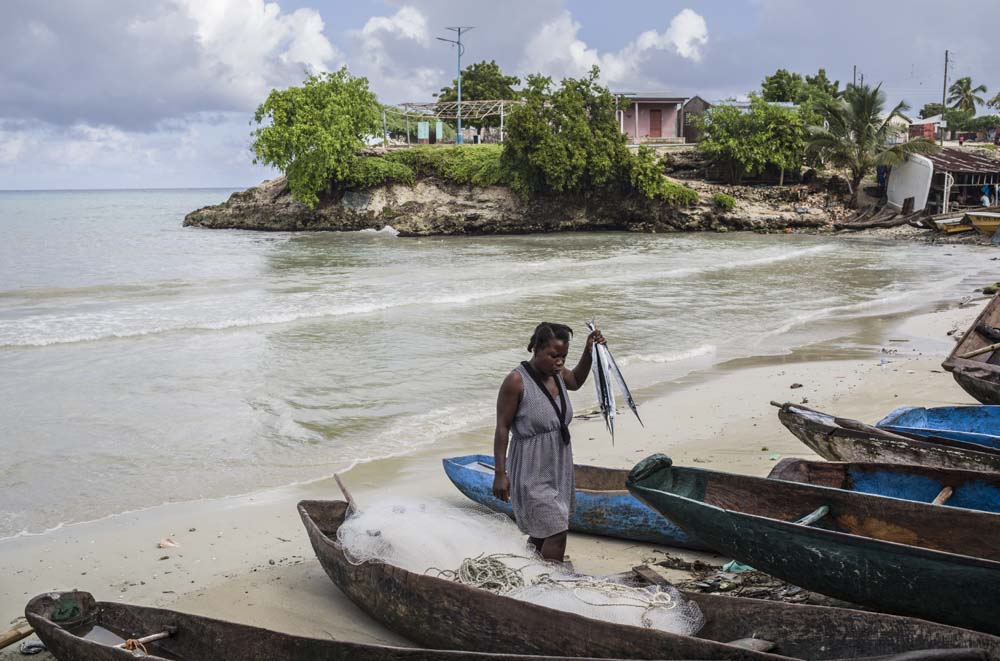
[442,454,705,549]
[877,406,1000,449]
[768,458,1000,514]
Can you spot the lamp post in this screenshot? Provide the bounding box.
[437,26,473,145]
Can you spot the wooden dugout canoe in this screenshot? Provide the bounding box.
[966,212,1000,237]
[298,498,1000,660]
[775,402,1000,473]
[443,454,705,549]
[767,457,1000,513]
[627,454,1000,636]
[943,295,1000,405]
[876,406,1000,449]
[24,590,644,661]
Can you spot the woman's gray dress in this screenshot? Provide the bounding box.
[507,364,575,539]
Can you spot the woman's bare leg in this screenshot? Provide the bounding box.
[539,531,568,562]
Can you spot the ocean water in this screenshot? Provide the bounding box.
[0,188,995,538]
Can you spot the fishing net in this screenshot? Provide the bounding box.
[336,498,704,636]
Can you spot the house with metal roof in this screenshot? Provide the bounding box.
[614,92,686,145]
[887,147,1000,213]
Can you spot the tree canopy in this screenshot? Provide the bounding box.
[919,102,944,119]
[251,69,380,207]
[436,60,520,129]
[806,83,938,207]
[696,96,806,185]
[948,77,987,115]
[501,67,696,205]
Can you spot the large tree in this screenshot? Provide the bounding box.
[919,102,944,119]
[251,69,380,207]
[807,83,939,207]
[948,77,987,115]
[436,60,520,129]
[761,69,805,103]
[696,96,806,185]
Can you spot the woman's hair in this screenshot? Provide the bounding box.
[527,322,574,352]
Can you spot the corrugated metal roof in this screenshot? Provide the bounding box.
[925,148,1000,174]
[911,114,942,126]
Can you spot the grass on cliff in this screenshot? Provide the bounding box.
[343,144,698,206]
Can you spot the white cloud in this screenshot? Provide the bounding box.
[177,0,342,105]
[351,6,442,102]
[521,8,708,85]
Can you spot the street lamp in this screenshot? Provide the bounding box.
[437,26,473,145]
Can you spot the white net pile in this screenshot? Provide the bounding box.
[336,498,704,636]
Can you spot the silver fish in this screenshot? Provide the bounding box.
[587,321,641,432]
[587,321,617,441]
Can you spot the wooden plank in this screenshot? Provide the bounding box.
[933,486,954,505]
[0,623,33,650]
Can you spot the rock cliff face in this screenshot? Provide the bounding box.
[183,176,830,236]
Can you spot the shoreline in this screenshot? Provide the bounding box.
[0,295,987,654]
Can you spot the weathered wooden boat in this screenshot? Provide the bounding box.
[299,498,1000,660]
[876,406,1000,448]
[933,215,974,234]
[943,295,1000,405]
[967,211,1000,237]
[775,402,1000,472]
[443,454,705,549]
[767,457,1000,513]
[627,454,1000,635]
[25,590,650,661]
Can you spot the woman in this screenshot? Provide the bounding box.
[492,322,604,561]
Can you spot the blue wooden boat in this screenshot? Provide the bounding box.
[442,454,706,549]
[627,454,1000,636]
[775,402,1000,473]
[876,406,1000,448]
[768,458,1000,513]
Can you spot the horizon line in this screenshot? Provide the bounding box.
[0,185,248,193]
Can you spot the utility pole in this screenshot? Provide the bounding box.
[437,26,474,145]
[853,65,857,87]
[940,49,949,146]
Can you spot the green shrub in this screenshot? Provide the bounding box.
[386,145,508,186]
[342,157,414,189]
[712,192,736,211]
[630,147,699,205]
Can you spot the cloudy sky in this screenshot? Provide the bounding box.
[2,0,997,190]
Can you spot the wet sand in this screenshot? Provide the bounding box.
[0,298,986,657]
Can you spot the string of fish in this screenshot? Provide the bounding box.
[433,553,677,628]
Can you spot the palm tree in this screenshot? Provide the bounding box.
[948,77,987,115]
[807,83,939,208]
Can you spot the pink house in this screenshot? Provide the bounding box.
[616,92,686,144]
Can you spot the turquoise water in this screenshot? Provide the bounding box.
[0,188,996,538]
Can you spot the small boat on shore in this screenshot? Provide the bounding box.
[443,454,705,549]
[943,295,1000,405]
[967,211,1000,237]
[25,590,637,661]
[626,454,1000,635]
[775,402,1000,472]
[299,498,1000,660]
[932,215,974,233]
[767,457,1000,513]
[876,406,1000,448]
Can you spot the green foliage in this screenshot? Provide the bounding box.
[761,69,805,103]
[436,60,520,130]
[381,106,456,143]
[251,69,381,207]
[948,77,988,115]
[386,145,508,186]
[502,68,633,196]
[712,192,736,211]
[919,103,944,119]
[630,147,698,205]
[696,96,806,184]
[807,83,940,207]
[966,115,1000,132]
[342,157,415,189]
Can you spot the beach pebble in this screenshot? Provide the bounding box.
[789,383,803,389]
[157,537,179,549]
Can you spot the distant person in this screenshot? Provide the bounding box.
[492,322,604,562]
[960,135,966,147]
[982,186,992,207]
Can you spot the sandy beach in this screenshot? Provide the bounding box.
[1,292,988,657]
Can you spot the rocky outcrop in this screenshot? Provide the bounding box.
[183,176,831,236]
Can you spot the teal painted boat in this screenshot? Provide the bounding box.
[627,454,1000,635]
[443,454,705,548]
[876,406,1000,449]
